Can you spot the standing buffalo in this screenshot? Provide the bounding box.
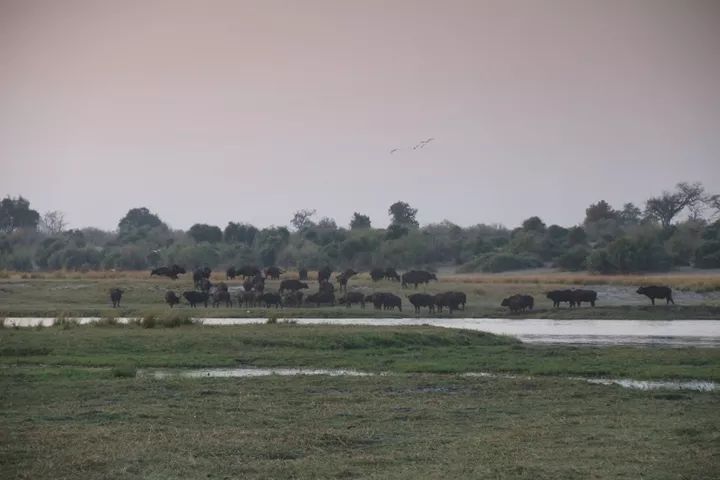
[264,267,284,280]
[318,266,333,283]
[237,265,261,279]
[165,291,180,308]
[546,289,576,308]
[226,267,238,279]
[306,291,335,306]
[109,288,123,308]
[183,291,209,308]
[382,293,402,311]
[193,267,212,288]
[434,292,463,314]
[298,268,308,281]
[238,291,257,308]
[279,279,309,293]
[501,294,534,312]
[244,275,265,293]
[211,290,232,308]
[573,289,597,307]
[339,291,366,309]
[401,270,437,288]
[384,268,401,282]
[370,268,385,282]
[151,264,186,280]
[336,269,357,292]
[259,292,282,308]
[637,286,674,305]
[408,293,435,314]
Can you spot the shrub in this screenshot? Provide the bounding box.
[555,246,589,271]
[111,366,137,378]
[695,241,720,269]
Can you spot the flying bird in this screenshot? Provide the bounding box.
[390,137,436,154]
[390,148,399,154]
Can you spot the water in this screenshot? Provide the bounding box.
[137,367,717,392]
[4,317,720,346]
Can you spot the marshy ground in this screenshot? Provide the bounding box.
[1,324,719,479]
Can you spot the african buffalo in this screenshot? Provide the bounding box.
[238,291,257,308]
[237,265,261,279]
[336,270,357,292]
[546,289,576,308]
[211,289,232,308]
[319,280,335,294]
[401,270,437,288]
[265,266,284,280]
[573,289,597,307]
[339,291,365,309]
[408,293,435,314]
[370,268,385,282]
[259,292,282,308]
[306,291,335,306]
[193,267,211,288]
[637,286,674,305]
[279,279,309,293]
[244,275,265,293]
[382,293,402,311]
[384,268,401,282]
[298,268,308,280]
[109,288,123,308]
[501,294,534,312]
[165,291,180,308]
[151,264,186,280]
[226,267,238,279]
[318,266,333,283]
[183,291,209,308]
[434,292,463,314]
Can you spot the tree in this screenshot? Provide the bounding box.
[224,222,258,245]
[619,203,642,225]
[0,196,40,232]
[291,209,316,231]
[584,200,617,225]
[39,211,67,235]
[388,201,418,227]
[317,217,337,229]
[521,216,546,233]
[350,212,371,230]
[118,207,163,233]
[188,224,223,243]
[645,182,706,229]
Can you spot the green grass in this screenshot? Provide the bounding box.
[2,324,719,381]
[1,273,719,319]
[2,325,719,479]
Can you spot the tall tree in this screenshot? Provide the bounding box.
[118,207,163,232]
[388,201,418,227]
[224,222,258,245]
[188,224,223,243]
[290,209,316,231]
[0,196,40,232]
[521,216,546,233]
[584,200,617,225]
[39,211,67,235]
[349,212,371,230]
[645,182,706,229]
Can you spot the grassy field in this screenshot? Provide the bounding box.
[1,269,720,319]
[1,325,719,479]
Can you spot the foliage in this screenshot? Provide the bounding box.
[188,224,223,243]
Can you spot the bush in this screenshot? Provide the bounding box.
[695,241,720,269]
[111,366,137,378]
[555,246,589,271]
[457,252,543,273]
[141,311,194,328]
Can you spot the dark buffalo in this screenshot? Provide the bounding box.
[382,293,402,311]
[265,266,284,280]
[259,292,282,308]
[244,275,265,293]
[282,291,304,307]
[434,292,463,314]
[151,264,186,280]
[318,266,333,283]
[501,294,534,312]
[298,268,308,281]
[637,286,674,305]
[306,291,336,306]
[238,291,257,308]
[198,278,212,293]
[446,291,467,310]
[408,293,435,314]
[339,291,366,309]
[183,291,209,308]
[336,271,356,292]
[401,270,437,288]
[279,279,309,293]
[193,267,211,288]
[237,265,261,279]
[366,292,385,310]
[370,268,385,282]
[211,289,232,308]
[319,280,335,294]
[226,267,238,279]
[573,289,597,307]
[546,289,576,308]
[165,291,180,308]
[384,268,401,282]
[109,288,123,308]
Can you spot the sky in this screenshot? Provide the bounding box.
[1,0,719,231]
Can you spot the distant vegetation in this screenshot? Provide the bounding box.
[2,181,720,274]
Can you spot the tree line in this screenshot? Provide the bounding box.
[1,182,719,274]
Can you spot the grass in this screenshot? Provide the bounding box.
[2,324,719,381]
[1,270,719,319]
[1,325,719,479]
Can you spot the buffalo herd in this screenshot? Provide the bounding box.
[108,265,679,314]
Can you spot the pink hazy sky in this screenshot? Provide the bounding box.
[1,0,719,230]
